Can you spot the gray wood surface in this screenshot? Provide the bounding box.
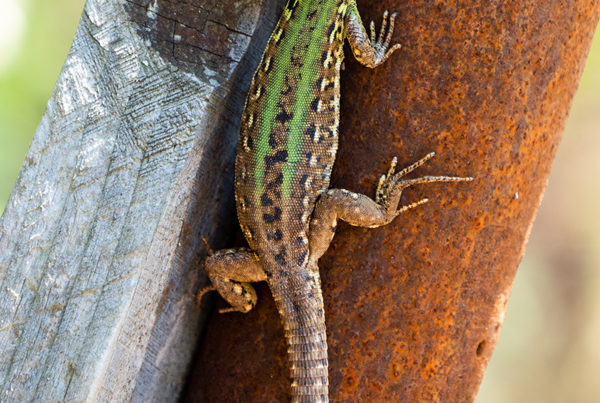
[0,0,281,400]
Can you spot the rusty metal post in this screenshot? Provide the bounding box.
[186,0,600,401]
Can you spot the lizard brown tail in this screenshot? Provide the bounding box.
[271,273,329,403]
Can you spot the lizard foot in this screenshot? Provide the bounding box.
[376,152,473,218]
[200,247,267,313]
[369,10,402,64]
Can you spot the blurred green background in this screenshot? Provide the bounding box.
[0,0,85,211]
[0,1,598,401]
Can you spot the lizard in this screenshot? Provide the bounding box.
[198,0,473,401]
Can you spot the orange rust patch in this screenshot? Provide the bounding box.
[185,0,600,402]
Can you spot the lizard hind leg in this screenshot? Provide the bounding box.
[308,154,472,262]
[199,247,267,314]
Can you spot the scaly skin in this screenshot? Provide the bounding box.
[199,1,472,401]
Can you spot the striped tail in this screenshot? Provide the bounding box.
[270,271,329,402]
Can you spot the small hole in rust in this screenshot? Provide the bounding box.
[476,340,486,356]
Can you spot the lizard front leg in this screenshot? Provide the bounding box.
[199,247,267,313]
[345,1,402,68]
[309,153,472,261]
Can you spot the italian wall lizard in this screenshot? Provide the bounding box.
[199,0,472,401]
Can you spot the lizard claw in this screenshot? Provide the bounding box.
[196,285,216,306]
[201,235,214,255]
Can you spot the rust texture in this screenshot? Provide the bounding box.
[185,0,600,402]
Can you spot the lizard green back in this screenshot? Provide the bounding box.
[235,0,346,269]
